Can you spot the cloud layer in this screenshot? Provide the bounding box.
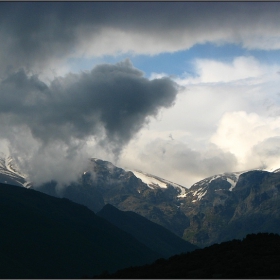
[1,2,280,76]
[1,2,280,187]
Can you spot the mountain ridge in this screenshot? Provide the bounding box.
[1,155,280,247]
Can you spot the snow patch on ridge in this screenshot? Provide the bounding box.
[208,175,220,184]
[188,171,246,202]
[128,169,187,197]
[0,154,31,188]
[227,177,237,191]
[189,187,208,201]
[197,189,207,200]
[130,170,168,189]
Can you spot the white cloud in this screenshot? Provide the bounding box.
[176,56,280,85]
[194,56,264,83]
[149,72,169,80]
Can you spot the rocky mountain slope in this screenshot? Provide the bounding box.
[181,170,280,247]
[36,158,190,237]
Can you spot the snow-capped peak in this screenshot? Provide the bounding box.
[273,168,280,173]
[188,171,246,203]
[0,154,32,188]
[127,169,187,197]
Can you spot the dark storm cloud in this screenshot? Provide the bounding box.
[0,60,179,156]
[0,2,279,73]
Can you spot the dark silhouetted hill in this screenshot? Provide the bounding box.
[95,232,280,279]
[0,183,161,278]
[97,204,198,259]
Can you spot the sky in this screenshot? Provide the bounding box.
[1,2,280,187]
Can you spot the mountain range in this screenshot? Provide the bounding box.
[1,155,280,248]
